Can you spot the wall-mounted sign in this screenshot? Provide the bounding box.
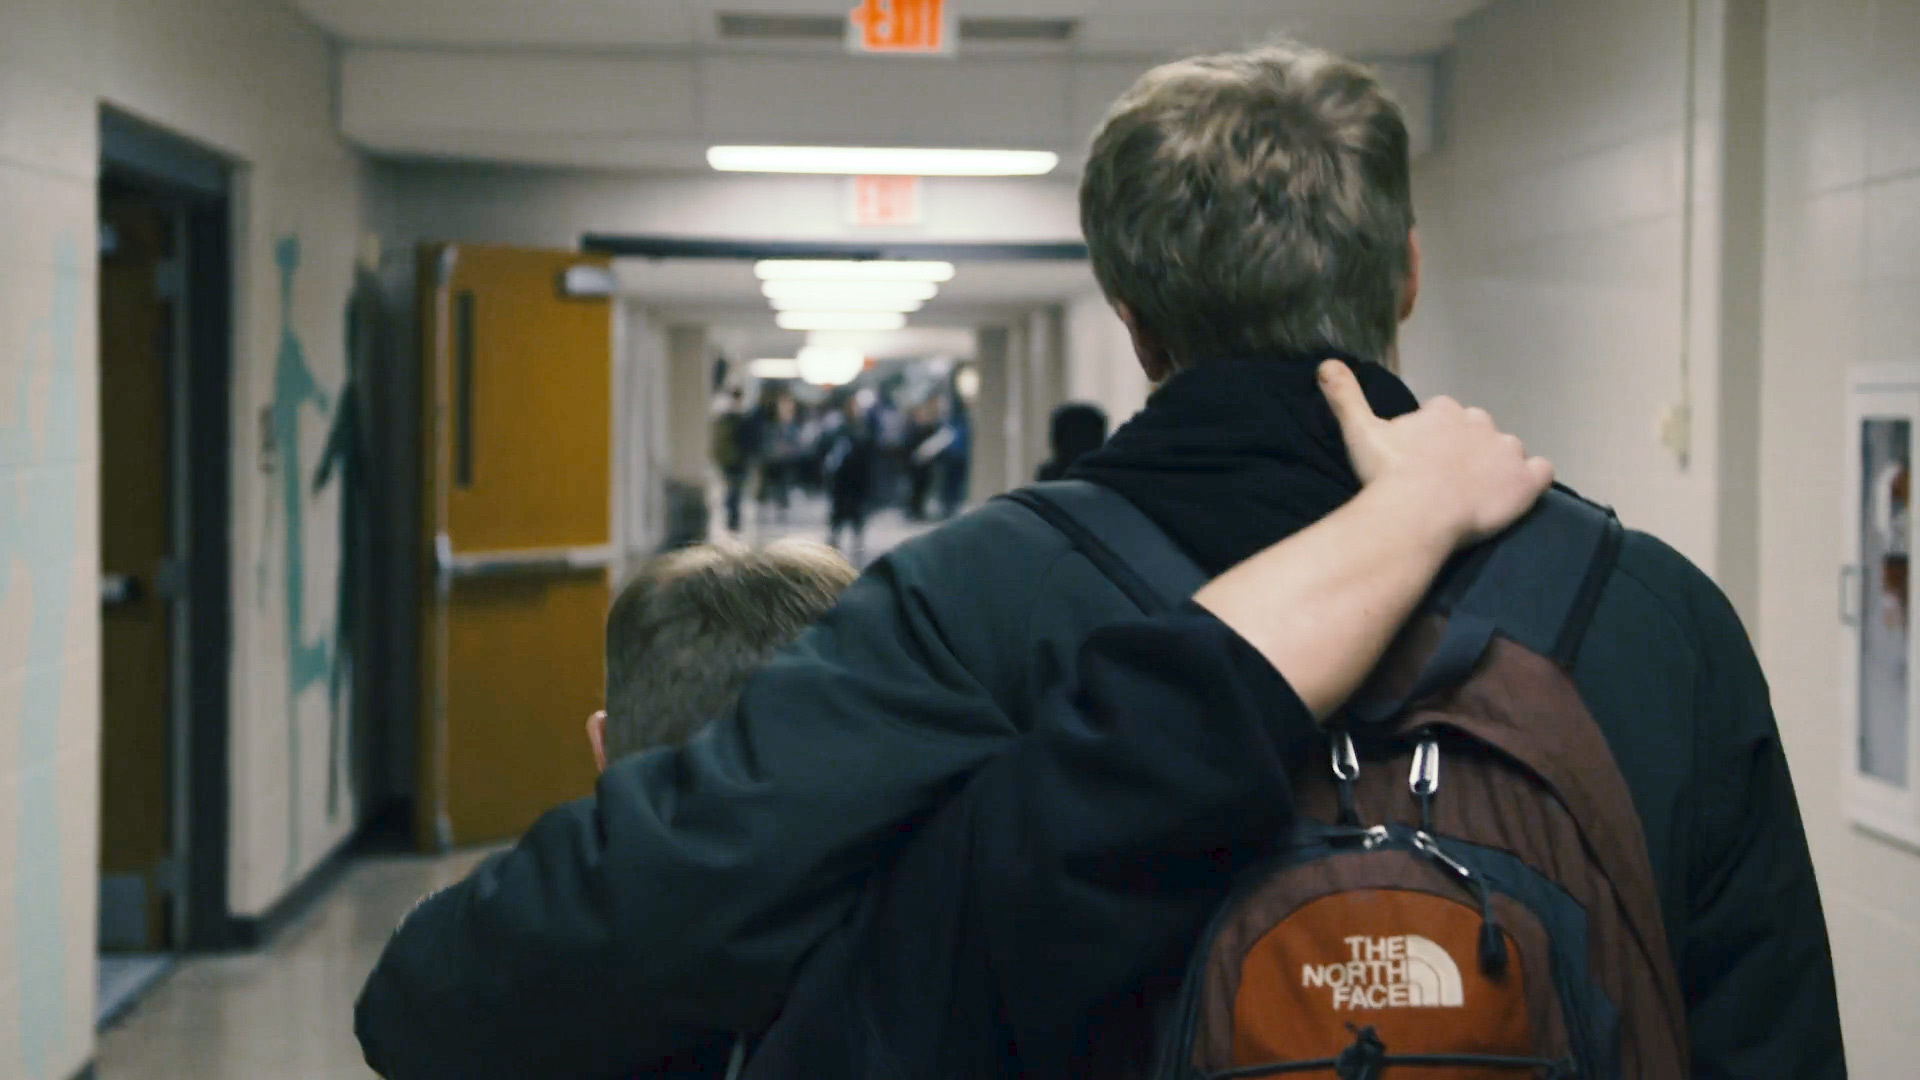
[849,175,923,227]
[848,0,954,56]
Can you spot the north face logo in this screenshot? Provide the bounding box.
[1300,935,1464,1010]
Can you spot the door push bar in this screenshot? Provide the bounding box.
[434,533,614,591]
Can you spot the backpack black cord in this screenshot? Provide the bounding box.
[1334,1024,1388,1080]
[1205,1046,1568,1079]
[1206,1023,1567,1077]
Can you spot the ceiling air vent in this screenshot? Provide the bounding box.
[958,17,1077,44]
[717,14,846,42]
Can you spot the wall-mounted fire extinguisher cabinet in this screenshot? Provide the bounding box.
[1845,364,1920,851]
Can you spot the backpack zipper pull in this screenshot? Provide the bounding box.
[1331,731,1361,827]
[1413,830,1509,975]
[1409,737,1440,832]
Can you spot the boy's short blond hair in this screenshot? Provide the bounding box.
[602,539,857,763]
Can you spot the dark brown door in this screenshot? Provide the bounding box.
[416,243,613,849]
[98,187,177,950]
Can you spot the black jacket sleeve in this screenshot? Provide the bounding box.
[1680,583,1846,1078]
[973,604,1321,1067]
[754,604,1320,1078]
[354,528,1057,1080]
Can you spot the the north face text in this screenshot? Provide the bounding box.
[1300,935,1465,1010]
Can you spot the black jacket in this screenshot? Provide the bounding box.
[738,603,1321,1079]
[356,358,1843,1079]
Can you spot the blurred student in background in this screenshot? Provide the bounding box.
[904,399,942,521]
[936,395,971,518]
[710,388,758,533]
[824,395,877,562]
[1035,402,1110,483]
[754,393,802,527]
[910,392,971,520]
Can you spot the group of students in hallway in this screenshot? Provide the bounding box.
[356,37,1847,1079]
[710,377,974,561]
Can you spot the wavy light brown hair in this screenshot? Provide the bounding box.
[1080,40,1414,368]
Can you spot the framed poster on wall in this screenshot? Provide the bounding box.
[1844,364,1920,850]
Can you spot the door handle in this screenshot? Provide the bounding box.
[437,539,614,582]
[101,573,143,609]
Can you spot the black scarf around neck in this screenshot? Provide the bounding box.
[1068,353,1420,576]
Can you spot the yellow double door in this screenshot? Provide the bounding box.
[417,244,615,848]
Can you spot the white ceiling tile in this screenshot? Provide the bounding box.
[342,50,700,137]
[297,1,700,48]
[699,55,1074,145]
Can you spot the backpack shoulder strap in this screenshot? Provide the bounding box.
[1003,481,1622,722]
[1448,486,1623,666]
[1348,487,1623,726]
[1002,480,1207,616]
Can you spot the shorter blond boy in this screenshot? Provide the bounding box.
[588,539,858,771]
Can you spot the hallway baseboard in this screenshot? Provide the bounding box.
[96,953,176,1030]
[224,804,402,949]
[225,836,357,949]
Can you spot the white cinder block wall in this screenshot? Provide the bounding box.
[1760,1,1920,1073]
[0,2,364,1076]
[1406,0,1920,1071]
[1064,292,1151,429]
[0,39,100,1077]
[1400,0,1722,573]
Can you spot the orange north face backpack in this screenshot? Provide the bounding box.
[1009,482,1689,1080]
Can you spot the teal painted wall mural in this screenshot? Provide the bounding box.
[259,234,338,879]
[314,268,374,822]
[4,235,83,1080]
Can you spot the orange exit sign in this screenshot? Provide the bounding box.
[848,0,953,55]
[849,176,923,227]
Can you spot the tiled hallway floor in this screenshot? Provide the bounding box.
[96,850,493,1080]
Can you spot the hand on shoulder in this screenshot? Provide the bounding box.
[1319,360,1553,548]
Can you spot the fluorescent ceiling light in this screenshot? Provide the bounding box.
[797,346,867,387]
[748,358,802,380]
[762,280,938,305]
[755,260,956,283]
[776,311,908,332]
[769,295,924,314]
[709,146,1058,176]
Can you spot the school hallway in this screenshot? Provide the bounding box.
[728,494,944,570]
[6,0,1920,1077]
